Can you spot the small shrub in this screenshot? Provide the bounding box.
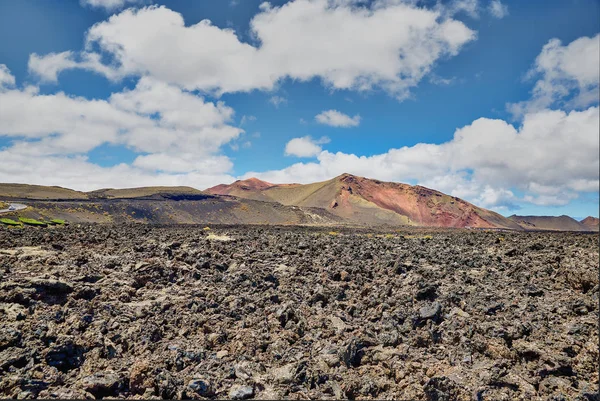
[18,217,47,227]
[0,218,22,226]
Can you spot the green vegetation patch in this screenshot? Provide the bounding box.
[0,218,22,226]
[48,219,66,225]
[18,217,48,227]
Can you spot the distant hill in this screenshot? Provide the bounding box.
[508,215,590,231]
[0,184,205,201]
[580,216,599,231]
[207,174,522,229]
[0,183,88,200]
[87,186,205,199]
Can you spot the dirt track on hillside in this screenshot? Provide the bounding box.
[0,225,598,400]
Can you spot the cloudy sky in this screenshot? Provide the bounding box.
[0,0,598,217]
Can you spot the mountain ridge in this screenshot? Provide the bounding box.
[207,173,522,229]
[2,177,596,230]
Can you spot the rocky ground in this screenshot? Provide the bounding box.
[0,224,598,400]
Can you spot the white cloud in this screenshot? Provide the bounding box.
[132,153,233,174]
[109,77,241,154]
[523,192,579,207]
[0,66,242,188]
[446,0,479,19]
[315,109,361,127]
[80,0,145,11]
[269,96,287,107]
[429,74,456,86]
[0,65,16,90]
[28,52,78,83]
[245,106,599,209]
[30,2,475,99]
[0,150,235,192]
[284,136,330,157]
[509,34,600,117]
[488,0,508,19]
[239,115,257,126]
[28,51,121,83]
[0,76,241,156]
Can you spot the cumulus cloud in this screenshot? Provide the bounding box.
[0,66,242,188]
[0,150,235,192]
[284,136,330,157]
[28,51,120,83]
[132,153,233,174]
[245,107,599,209]
[488,0,508,19]
[80,0,145,11]
[315,110,361,127]
[0,75,241,156]
[509,34,600,117]
[30,2,475,99]
[0,65,16,90]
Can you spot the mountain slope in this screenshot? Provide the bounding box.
[580,216,599,231]
[207,174,522,229]
[508,215,589,231]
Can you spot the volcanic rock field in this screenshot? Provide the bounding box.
[0,224,598,400]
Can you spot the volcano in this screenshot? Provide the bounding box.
[207,174,522,229]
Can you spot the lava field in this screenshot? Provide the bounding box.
[0,224,598,400]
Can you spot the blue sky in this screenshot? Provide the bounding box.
[0,0,598,218]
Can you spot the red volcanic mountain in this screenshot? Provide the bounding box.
[206,174,522,229]
[209,177,277,194]
[580,216,599,231]
[208,178,300,202]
